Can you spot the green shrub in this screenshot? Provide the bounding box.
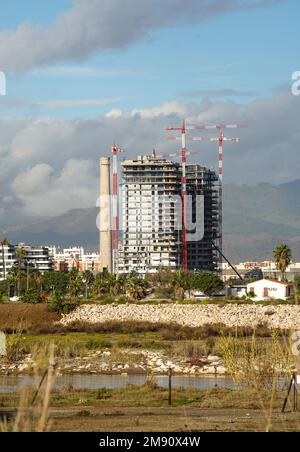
[47,293,79,314]
[21,289,47,304]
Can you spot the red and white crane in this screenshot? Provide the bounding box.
[188,124,247,254]
[111,144,125,270]
[164,122,247,270]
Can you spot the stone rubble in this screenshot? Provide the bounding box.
[60,304,300,329]
[0,349,224,377]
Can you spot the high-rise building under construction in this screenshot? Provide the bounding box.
[116,154,220,275]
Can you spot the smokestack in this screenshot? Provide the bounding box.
[99,157,112,273]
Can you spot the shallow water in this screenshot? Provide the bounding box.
[0,374,238,394]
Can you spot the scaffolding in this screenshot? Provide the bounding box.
[186,164,220,272]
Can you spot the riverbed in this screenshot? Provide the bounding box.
[0,374,238,394]
[0,374,291,394]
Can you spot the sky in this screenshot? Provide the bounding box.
[0,0,299,227]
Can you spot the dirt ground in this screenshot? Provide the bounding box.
[1,406,299,432]
[35,407,300,432]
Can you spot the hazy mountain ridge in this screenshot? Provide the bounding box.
[3,180,300,262]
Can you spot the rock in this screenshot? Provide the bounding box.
[216,366,227,375]
[205,366,217,374]
[59,304,300,330]
[264,309,276,316]
[207,355,220,362]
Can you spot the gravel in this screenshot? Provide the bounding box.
[60,304,300,329]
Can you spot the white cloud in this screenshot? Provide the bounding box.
[31,66,145,78]
[0,0,282,73]
[11,159,96,217]
[41,97,123,109]
[1,88,299,226]
[12,163,54,195]
[106,101,197,119]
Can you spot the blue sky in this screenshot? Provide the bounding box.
[2,0,298,118]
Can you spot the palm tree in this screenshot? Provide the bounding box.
[273,244,292,281]
[93,271,110,298]
[125,275,146,301]
[69,276,84,298]
[16,246,26,297]
[82,270,95,298]
[29,268,42,292]
[0,238,8,281]
[172,270,191,300]
[117,274,128,296]
[8,265,18,297]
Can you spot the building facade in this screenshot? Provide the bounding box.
[0,244,17,281]
[221,261,300,282]
[117,155,220,275]
[247,279,292,301]
[49,246,101,272]
[186,164,220,272]
[117,155,182,274]
[0,244,53,281]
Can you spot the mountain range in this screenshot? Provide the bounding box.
[2,180,300,263]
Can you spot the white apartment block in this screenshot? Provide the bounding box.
[0,244,53,281]
[0,244,17,281]
[117,156,182,275]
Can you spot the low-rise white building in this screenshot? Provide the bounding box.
[222,261,300,283]
[226,285,248,298]
[247,279,292,301]
[49,246,101,272]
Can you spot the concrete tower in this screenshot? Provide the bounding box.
[99,157,112,273]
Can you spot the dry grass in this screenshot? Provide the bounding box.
[27,320,290,339]
[218,331,295,432]
[0,304,61,333]
[0,344,56,432]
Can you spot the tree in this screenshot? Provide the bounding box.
[125,274,147,301]
[192,272,224,297]
[171,270,193,300]
[8,265,18,297]
[21,289,45,304]
[30,270,42,291]
[16,246,26,297]
[68,276,84,298]
[273,244,292,281]
[82,270,95,298]
[295,276,300,293]
[41,272,69,295]
[93,270,111,298]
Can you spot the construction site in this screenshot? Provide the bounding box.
[98,122,247,275]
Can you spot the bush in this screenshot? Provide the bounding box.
[47,293,79,314]
[21,289,47,304]
[99,296,116,305]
